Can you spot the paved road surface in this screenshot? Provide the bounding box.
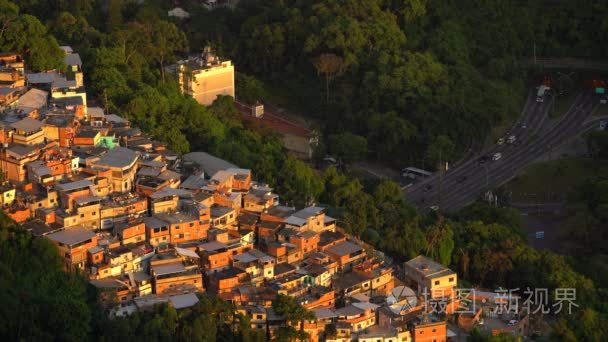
[406,89,604,212]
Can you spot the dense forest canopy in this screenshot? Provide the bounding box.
[0,0,607,341]
[209,0,608,168]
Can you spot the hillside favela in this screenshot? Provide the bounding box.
[1,1,607,341]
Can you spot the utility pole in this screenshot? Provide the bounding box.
[485,165,489,189]
[104,89,109,114]
[438,150,443,209]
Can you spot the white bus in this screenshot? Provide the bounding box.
[402,167,433,179]
[536,85,549,102]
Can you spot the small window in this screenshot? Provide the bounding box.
[256,314,263,319]
[92,212,96,216]
[432,329,436,332]
[449,277,454,282]
[80,214,84,218]
[189,223,194,227]
[434,280,440,285]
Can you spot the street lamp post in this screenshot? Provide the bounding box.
[484,165,489,189]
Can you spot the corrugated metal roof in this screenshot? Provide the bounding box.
[182,152,238,177]
[95,147,139,168]
[55,179,93,192]
[17,88,48,109]
[10,117,44,132]
[169,293,199,309]
[326,240,363,257]
[64,53,82,66]
[152,263,186,276]
[144,216,168,229]
[175,247,200,259]
[284,215,307,226]
[26,72,61,84]
[46,227,95,246]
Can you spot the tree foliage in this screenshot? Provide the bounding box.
[0,216,91,341]
[0,1,65,71]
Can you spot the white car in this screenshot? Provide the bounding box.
[492,152,502,161]
[323,156,337,164]
[508,320,518,326]
[497,138,505,145]
[507,135,516,143]
[430,205,439,211]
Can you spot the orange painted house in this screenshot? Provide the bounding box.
[412,320,447,342]
[45,227,98,269]
[290,230,320,255]
[114,219,146,245]
[205,267,248,294]
[4,206,31,223]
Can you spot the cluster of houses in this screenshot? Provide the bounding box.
[0,49,533,341]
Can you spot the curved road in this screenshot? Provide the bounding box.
[406,89,603,212]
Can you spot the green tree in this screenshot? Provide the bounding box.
[0,6,65,71]
[327,132,368,165]
[272,294,314,341]
[312,53,348,103]
[236,73,267,105]
[368,111,418,161]
[426,134,456,170]
[278,156,324,207]
[149,20,187,81]
[425,223,454,266]
[0,218,92,341]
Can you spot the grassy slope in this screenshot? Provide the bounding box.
[507,157,608,203]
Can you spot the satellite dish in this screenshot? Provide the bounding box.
[387,286,418,315]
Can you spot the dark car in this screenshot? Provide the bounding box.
[423,184,433,192]
[457,175,468,183]
[477,156,489,164]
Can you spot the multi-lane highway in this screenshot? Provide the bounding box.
[405,89,603,212]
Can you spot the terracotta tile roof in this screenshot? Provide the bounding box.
[237,102,312,138]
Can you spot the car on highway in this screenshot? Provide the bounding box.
[423,184,433,192]
[521,123,527,129]
[457,175,468,183]
[492,152,502,161]
[429,205,439,211]
[323,155,338,165]
[477,155,489,164]
[507,135,516,144]
[497,138,505,145]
